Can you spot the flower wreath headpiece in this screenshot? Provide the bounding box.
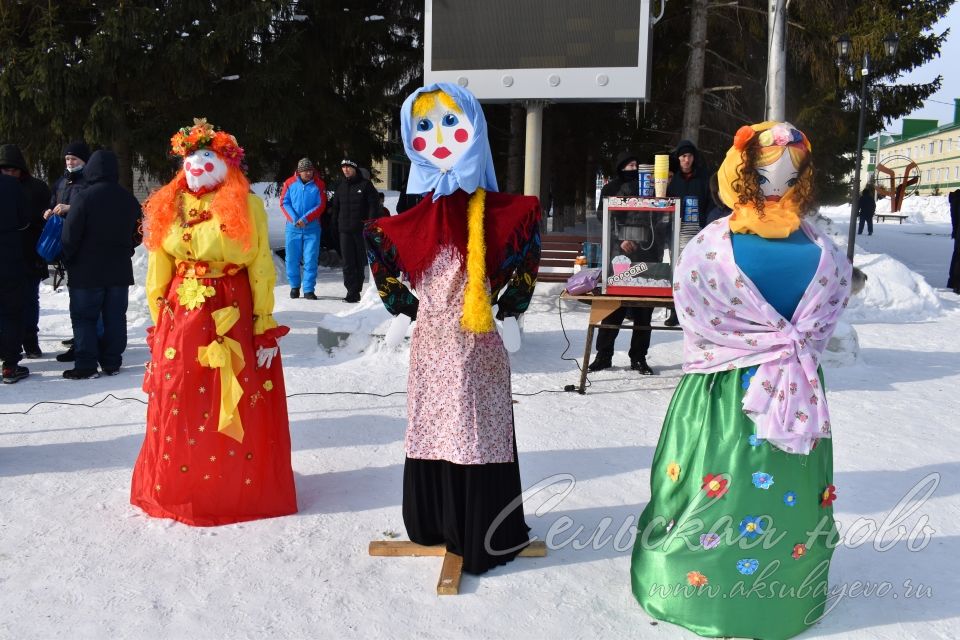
[170,118,245,167]
[733,121,810,152]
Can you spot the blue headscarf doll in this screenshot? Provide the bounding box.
[401,82,498,202]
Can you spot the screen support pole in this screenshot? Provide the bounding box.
[523,101,546,198]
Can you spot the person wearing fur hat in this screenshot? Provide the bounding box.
[364,83,541,575]
[279,157,326,299]
[0,144,52,359]
[630,122,852,639]
[328,158,380,302]
[130,118,297,525]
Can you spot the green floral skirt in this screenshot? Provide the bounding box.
[631,368,837,640]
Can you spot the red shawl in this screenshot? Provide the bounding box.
[372,189,541,286]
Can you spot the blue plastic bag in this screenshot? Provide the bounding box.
[36,214,63,263]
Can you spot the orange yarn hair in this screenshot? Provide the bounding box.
[143,163,253,251]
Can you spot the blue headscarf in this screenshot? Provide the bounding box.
[401,82,498,201]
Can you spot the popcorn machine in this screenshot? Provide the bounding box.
[600,196,681,296]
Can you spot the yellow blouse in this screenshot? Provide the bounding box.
[146,192,278,335]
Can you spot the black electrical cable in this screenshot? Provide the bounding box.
[0,390,410,416]
[0,382,574,416]
[557,290,592,391]
[1,293,591,416]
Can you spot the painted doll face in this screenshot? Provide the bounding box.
[411,101,475,172]
[183,148,227,192]
[757,151,799,201]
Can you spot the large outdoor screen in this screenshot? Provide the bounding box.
[431,3,642,71]
[425,0,652,102]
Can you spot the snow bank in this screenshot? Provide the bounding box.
[314,284,393,353]
[819,194,951,225]
[846,252,943,323]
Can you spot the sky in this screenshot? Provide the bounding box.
[887,2,960,134]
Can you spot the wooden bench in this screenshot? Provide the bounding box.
[539,233,589,283]
[875,213,908,224]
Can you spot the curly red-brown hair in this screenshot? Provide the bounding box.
[143,163,253,251]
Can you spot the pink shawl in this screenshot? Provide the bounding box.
[673,219,852,454]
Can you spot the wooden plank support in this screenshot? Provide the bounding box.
[519,540,547,557]
[369,539,547,596]
[369,539,547,558]
[436,551,464,595]
[368,541,447,557]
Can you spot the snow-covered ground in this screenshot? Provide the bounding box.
[1,197,959,639]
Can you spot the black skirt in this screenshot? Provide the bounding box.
[402,451,530,575]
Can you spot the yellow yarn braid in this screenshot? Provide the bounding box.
[461,188,495,333]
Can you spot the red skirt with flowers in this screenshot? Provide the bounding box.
[131,269,297,526]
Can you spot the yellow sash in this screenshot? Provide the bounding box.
[197,306,246,442]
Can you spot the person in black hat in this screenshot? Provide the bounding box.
[0,144,53,359]
[45,141,91,219]
[664,138,712,327]
[327,158,380,302]
[44,141,92,362]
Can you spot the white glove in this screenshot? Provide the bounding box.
[256,346,278,369]
[499,315,522,353]
[384,314,412,348]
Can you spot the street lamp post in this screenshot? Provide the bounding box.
[836,33,899,261]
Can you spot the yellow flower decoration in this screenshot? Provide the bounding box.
[262,380,274,391]
[667,462,681,483]
[164,347,177,360]
[176,277,216,310]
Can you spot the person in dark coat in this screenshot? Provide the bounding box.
[704,171,733,225]
[395,191,425,214]
[590,151,658,375]
[327,158,380,302]
[45,141,91,362]
[46,141,90,220]
[949,189,959,240]
[0,173,30,383]
[663,140,713,327]
[666,139,713,230]
[60,150,141,379]
[947,189,959,292]
[857,183,876,236]
[0,144,53,358]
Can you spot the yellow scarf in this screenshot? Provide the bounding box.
[727,199,801,238]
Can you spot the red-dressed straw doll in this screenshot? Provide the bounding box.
[131,119,297,525]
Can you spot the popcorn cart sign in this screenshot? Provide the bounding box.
[601,197,681,296]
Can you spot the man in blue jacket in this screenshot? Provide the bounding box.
[280,158,326,300]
